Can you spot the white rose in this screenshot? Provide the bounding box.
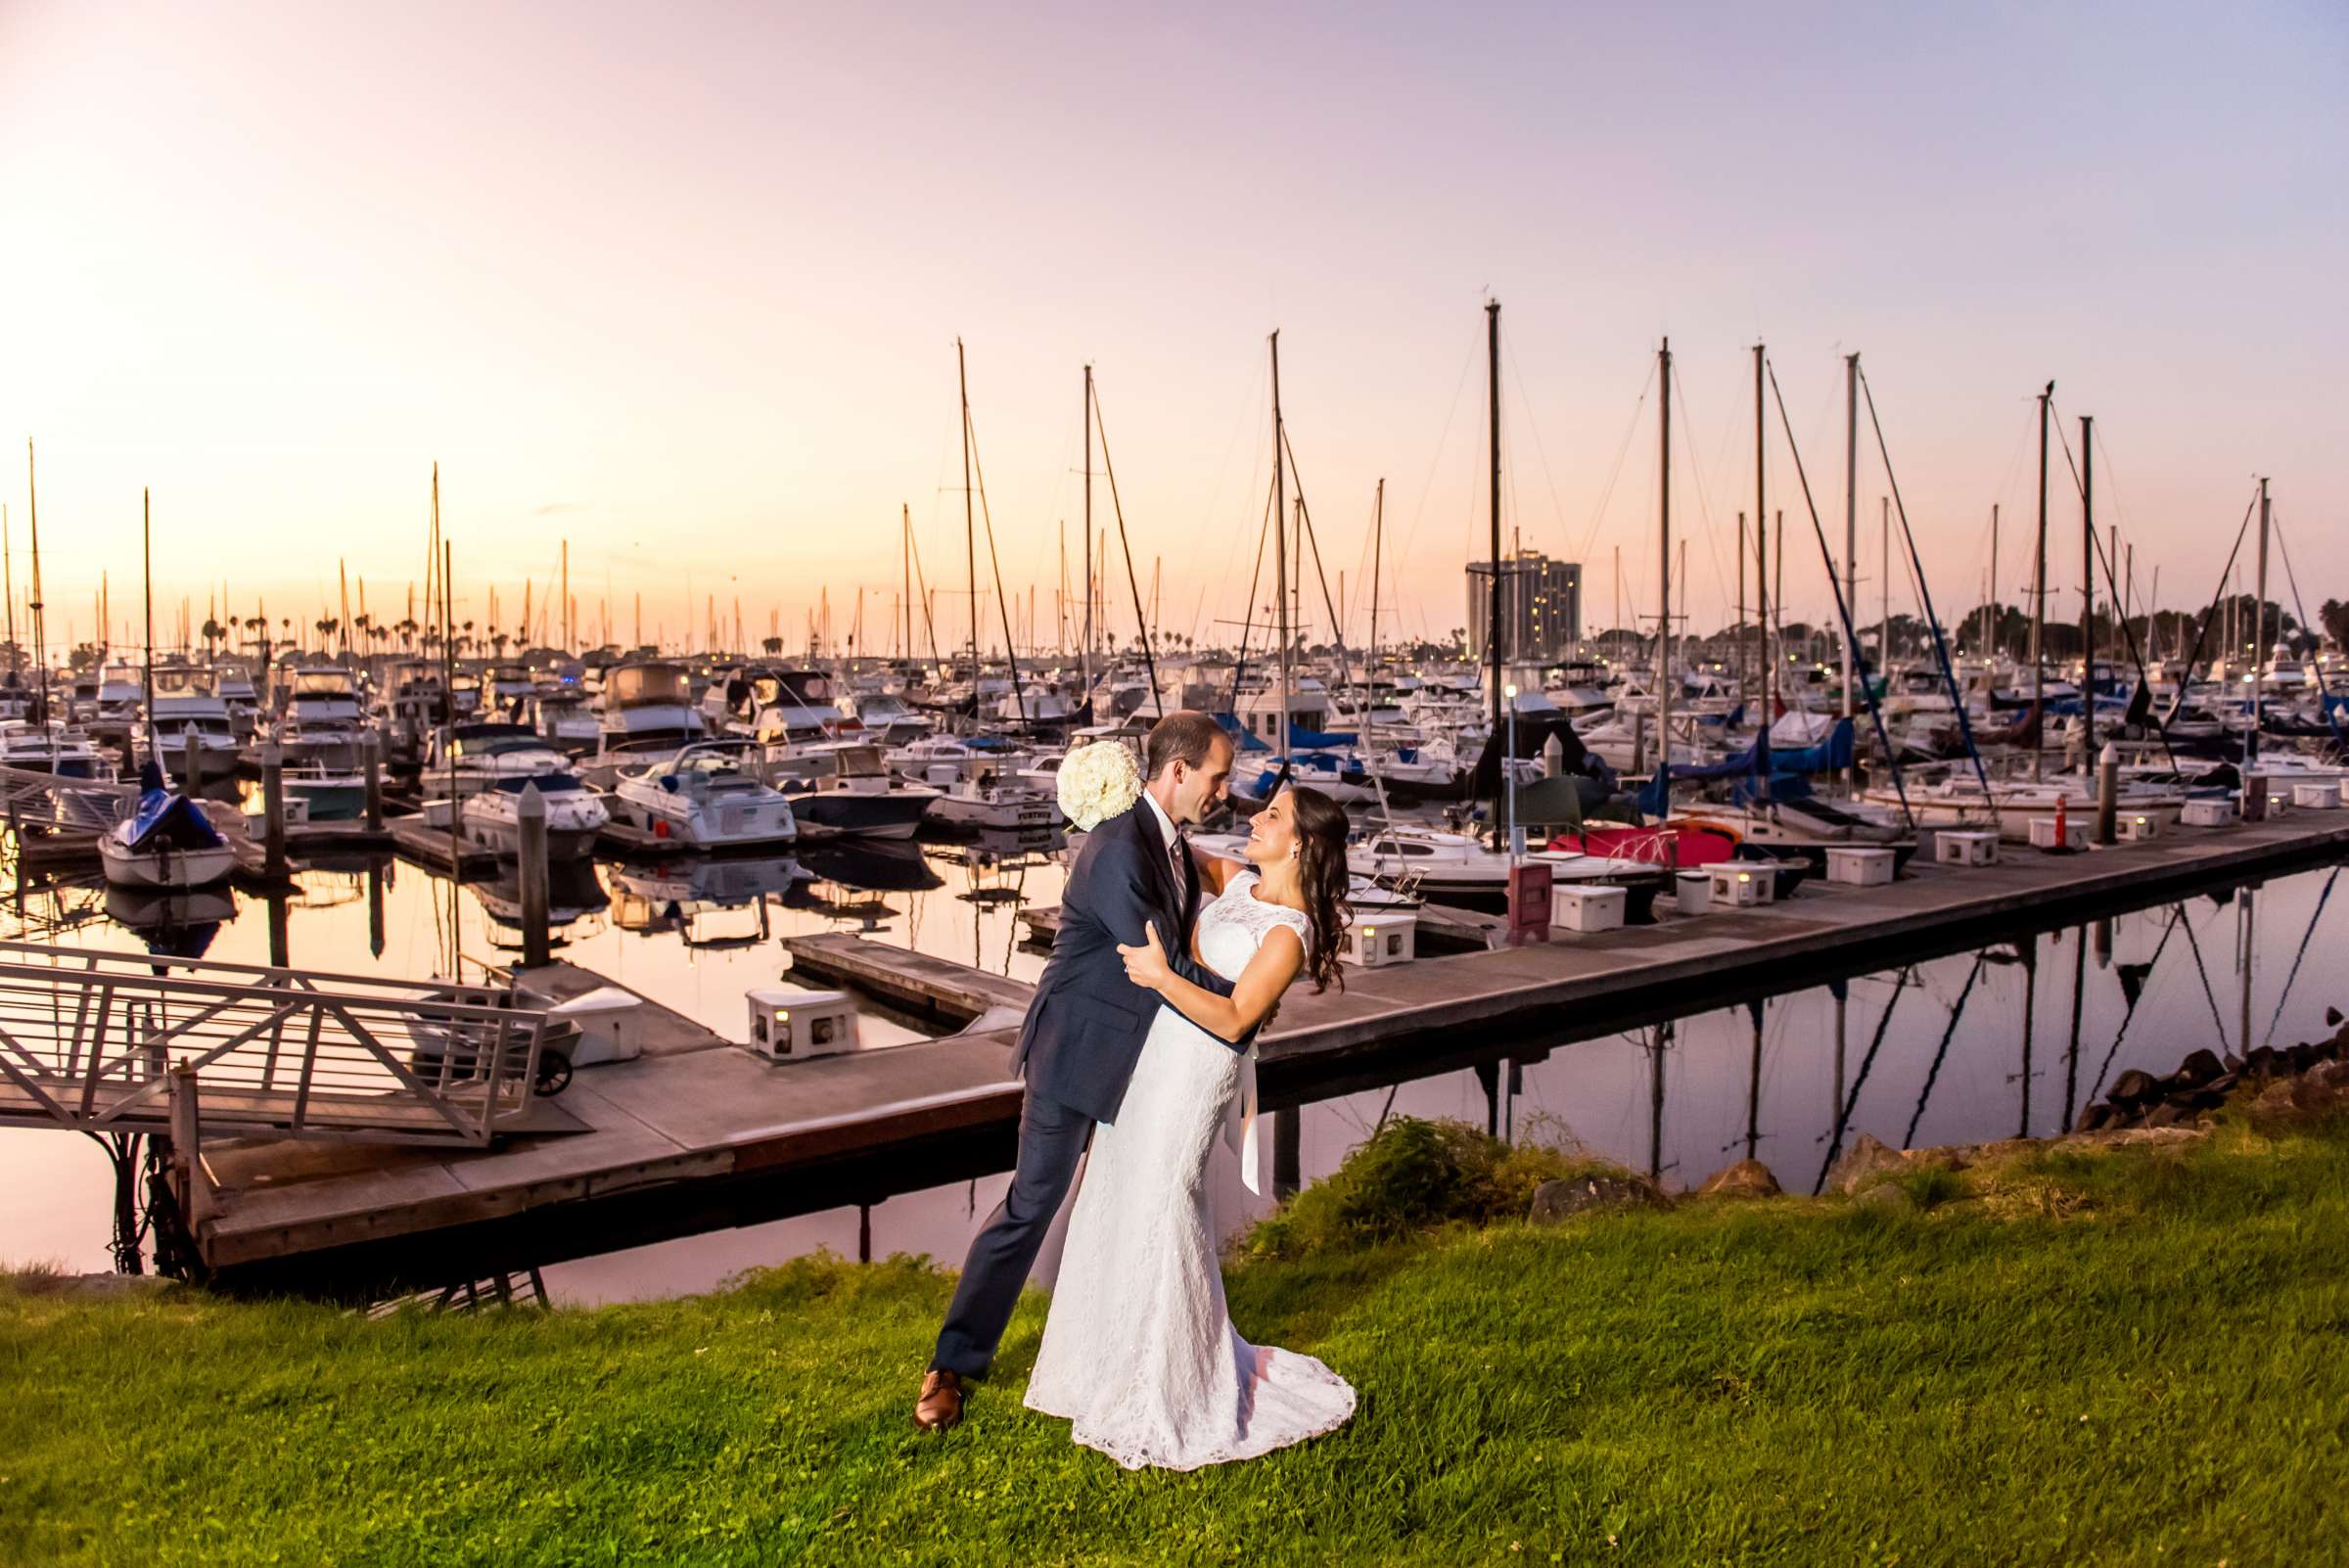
[1056,739,1142,831]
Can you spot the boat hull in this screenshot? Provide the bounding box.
[98,837,236,890]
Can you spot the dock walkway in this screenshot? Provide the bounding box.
[185,814,2349,1291]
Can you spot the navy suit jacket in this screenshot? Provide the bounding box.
[1014,800,1241,1124]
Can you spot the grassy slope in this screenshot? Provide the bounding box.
[3,1118,2346,1568]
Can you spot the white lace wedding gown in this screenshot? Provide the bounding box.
[1024,871,1358,1469]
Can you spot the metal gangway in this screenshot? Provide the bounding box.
[0,941,552,1147]
[0,761,137,836]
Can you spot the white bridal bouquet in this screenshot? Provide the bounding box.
[1055,739,1142,831]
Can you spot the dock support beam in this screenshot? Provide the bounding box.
[1270,1106,1301,1200]
[518,783,550,968]
[260,741,287,880]
[363,732,384,832]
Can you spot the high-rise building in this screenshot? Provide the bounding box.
[1467,551,1581,663]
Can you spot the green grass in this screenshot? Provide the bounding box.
[4,1112,2347,1567]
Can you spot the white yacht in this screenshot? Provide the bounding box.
[147,668,239,782]
[767,740,941,839]
[584,661,710,780]
[611,740,798,849]
[461,772,611,860]
[426,722,576,796]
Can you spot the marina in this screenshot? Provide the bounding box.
[6,795,2338,1299]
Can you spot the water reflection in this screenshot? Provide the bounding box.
[3,831,2343,1307]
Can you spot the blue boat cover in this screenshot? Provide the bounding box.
[1637,718,1856,818]
[122,761,227,853]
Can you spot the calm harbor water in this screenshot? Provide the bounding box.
[3,834,2340,1306]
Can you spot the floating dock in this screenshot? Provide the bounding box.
[179,814,2349,1294]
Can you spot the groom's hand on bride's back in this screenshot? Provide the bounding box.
[1117,921,1173,992]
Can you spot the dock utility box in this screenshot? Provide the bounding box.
[2028,816,2089,852]
[2115,811,2163,843]
[547,986,650,1067]
[1550,883,1628,933]
[1824,846,1897,886]
[2292,782,2341,810]
[2181,798,2238,828]
[747,987,860,1061]
[1707,862,1769,907]
[1935,830,2000,867]
[1343,909,1417,968]
[1674,870,1713,915]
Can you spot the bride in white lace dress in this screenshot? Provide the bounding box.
[1024,785,1359,1470]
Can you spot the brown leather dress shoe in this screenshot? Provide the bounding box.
[915,1367,964,1432]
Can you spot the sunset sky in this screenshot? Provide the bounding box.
[2,2,2341,658]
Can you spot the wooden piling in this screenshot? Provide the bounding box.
[1271,1105,1301,1199]
[362,732,383,832]
[518,783,550,968]
[259,741,287,880]
[2095,742,2119,848]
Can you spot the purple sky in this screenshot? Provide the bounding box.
[2,1,2342,654]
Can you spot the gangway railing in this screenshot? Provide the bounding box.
[0,762,135,834]
[0,941,549,1146]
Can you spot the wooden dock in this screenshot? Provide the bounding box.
[182,814,2349,1294]
[781,932,1036,1023]
[1019,899,1508,955]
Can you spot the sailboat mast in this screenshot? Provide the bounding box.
[2252,476,2270,763]
[1486,300,1502,760]
[902,504,913,663]
[26,439,47,721]
[1368,477,1384,690]
[142,487,157,764]
[2080,414,2096,764]
[2032,383,2050,781]
[1082,363,1094,711]
[1843,351,1859,726]
[2,503,14,677]
[1753,343,1768,738]
[1271,329,1290,760]
[958,337,978,686]
[1657,336,1672,776]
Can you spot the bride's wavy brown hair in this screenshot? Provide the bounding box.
[1285,785,1352,992]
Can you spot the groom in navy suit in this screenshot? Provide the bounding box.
[918,710,1241,1431]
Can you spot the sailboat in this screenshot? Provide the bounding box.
[100,491,237,891]
[100,760,235,890]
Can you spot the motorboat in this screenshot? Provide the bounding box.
[768,740,941,839]
[99,762,236,890]
[925,770,1056,832]
[584,661,710,780]
[94,664,144,724]
[611,741,798,850]
[148,668,240,783]
[0,718,113,780]
[461,772,611,860]
[281,760,368,821]
[426,722,576,796]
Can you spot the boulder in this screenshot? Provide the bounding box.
[2326,1005,2342,1028]
[1855,1181,1914,1212]
[1696,1159,1782,1200]
[2142,1102,2195,1129]
[2109,1069,2164,1106]
[2075,1102,2119,1133]
[2244,1045,2281,1078]
[1823,1132,1908,1196]
[1530,1171,1665,1223]
[2172,1049,2225,1088]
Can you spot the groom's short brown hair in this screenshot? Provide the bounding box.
[1145,711,1226,780]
